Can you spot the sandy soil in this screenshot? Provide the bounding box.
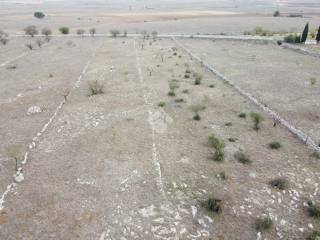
[0,36,319,239]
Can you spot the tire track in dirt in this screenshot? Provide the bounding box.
[0,43,101,211]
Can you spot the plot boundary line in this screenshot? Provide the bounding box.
[0,44,101,211]
[173,37,320,154]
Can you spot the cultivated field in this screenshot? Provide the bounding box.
[0,35,320,239]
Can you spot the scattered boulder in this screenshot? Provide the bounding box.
[27,106,42,115]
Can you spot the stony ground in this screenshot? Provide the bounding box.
[0,37,320,240]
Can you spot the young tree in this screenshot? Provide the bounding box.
[41,28,52,37]
[59,27,69,35]
[24,25,38,37]
[89,28,96,37]
[301,22,309,43]
[316,26,320,44]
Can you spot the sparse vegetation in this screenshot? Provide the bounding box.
[254,217,273,232]
[25,43,33,50]
[209,84,215,88]
[88,80,104,96]
[284,34,301,44]
[273,11,280,17]
[34,11,45,19]
[0,30,9,45]
[208,134,225,162]
[175,98,184,103]
[59,27,69,35]
[310,78,317,86]
[307,201,320,218]
[24,25,38,37]
[158,102,165,107]
[250,112,264,131]
[89,28,96,37]
[217,171,227,180]
[193,73,202,85]
[77,29,85,36]
[41,28,52,37]
[238,112,246,118]
[202,197,222,214]
[234,149,251,164]
[307,230,320,240]
[269,141,282,149]
[269,178,288,190]
[110,29,120,38]
[190,104,205,121]
[36,39,43,47]
[168,81,179,97]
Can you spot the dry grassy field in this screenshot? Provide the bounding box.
[0,35,319,239]
[1,0,320,239]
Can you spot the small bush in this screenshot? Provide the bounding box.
[269,178,288,190]
[228,138,237,142]
[184,74,190,79]
[307,230,320,240]
[202,197,222,214]
[34,11,45,19]
[190,104,205,121]
[234,150,251,164]
[273,11,280,17]
[250,112,264,131]
[41,28,52,36]
[182,89,190,94]
[208,134,225,162]
[284,34,301,44]
[310,78,317,86]
[0,37,8,45]
[218,171,227,180]
[238,112,246,118]
[175,98,184,103]
[225,122,232,127]
[59,27,69,35]
[24,25,38,37]
[269,141,281,149]
[158,102,165,107]
[254,217,273,232]
[185,69,191,74]
[194,79,201,85]
[168,81,179,97]
[88,80,104,96]
[193,73,202,85]
[209,84,215,88]
[307,201,320,218]
[110,29,120,38]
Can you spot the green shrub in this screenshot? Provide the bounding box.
[184,74,190,79]
[34,11,45,19]
[41,28,52,37]
[59,27,69,35]
[190,104,205,121]
[182,89,190,94]
[269,141,281,149]
[254,217,273,232]
[158,102,165,107]
[269,178,288,190]
[203,197,222,213]
[307,201,320,218]
[208,134,225,162]
[234,150,251,164]
[209,84,215,88]
[228,138,237,142]
[307,230,320,240]
[284,34,301,44]
[250,112,264,131]
[238,112,246,118]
